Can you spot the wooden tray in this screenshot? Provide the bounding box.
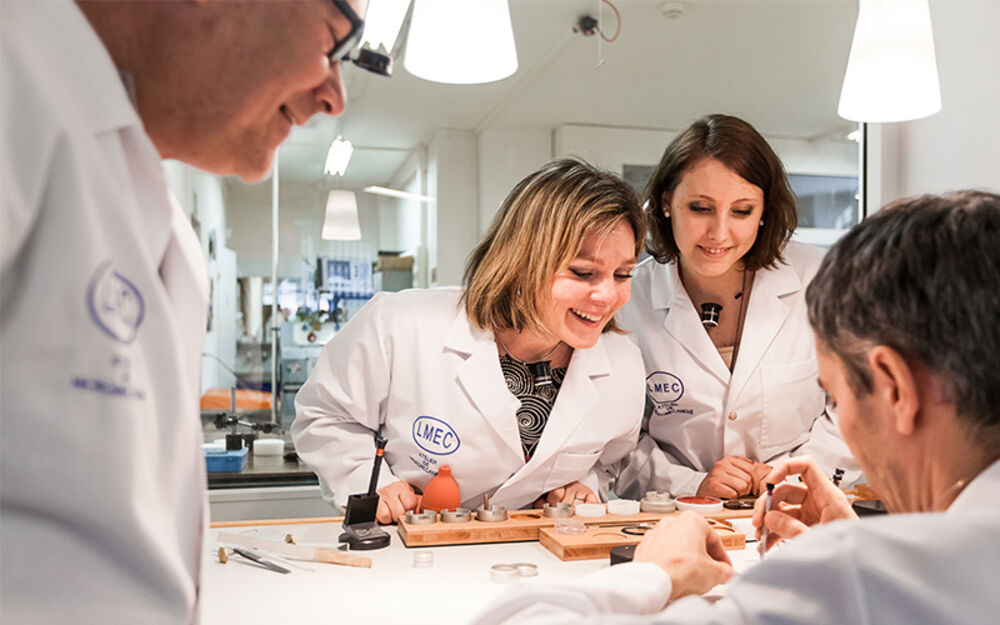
[538,517,746,561]
[397,507,751,547]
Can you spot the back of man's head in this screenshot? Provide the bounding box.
[806,190,1000,439]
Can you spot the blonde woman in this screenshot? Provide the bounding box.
[293,158,646,523]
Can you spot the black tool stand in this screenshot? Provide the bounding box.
[609,544,636,565]
[339,435,391,551]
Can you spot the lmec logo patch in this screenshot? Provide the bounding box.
[412,416,460,455]
[646,371,684,415]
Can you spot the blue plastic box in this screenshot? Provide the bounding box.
[205,447,249,473]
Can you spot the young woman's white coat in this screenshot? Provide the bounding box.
[615,242,858,497]
[293,288,645,511]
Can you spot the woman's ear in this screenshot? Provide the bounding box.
[867,345,920,436]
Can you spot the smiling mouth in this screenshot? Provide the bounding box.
[571,308,603,323]
[699,245,731,256]
[279,105,296,126]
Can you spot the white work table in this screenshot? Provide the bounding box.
[203,518,763,624]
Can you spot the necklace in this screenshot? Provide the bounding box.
[495,335,563,387]
[728,270,751,371]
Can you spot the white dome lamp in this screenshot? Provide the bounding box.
[404,0,519,85]
[838,0,941,216]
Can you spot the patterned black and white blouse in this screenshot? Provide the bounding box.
[500,355,567,462]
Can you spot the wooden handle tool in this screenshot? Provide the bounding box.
[218,532,372,568]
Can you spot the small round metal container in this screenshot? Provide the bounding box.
[542,502,574,518]
[404,510,437,525]
[439,507,473,523]
[641,491,676,513]
[476,505,508,522]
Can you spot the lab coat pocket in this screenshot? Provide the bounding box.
[545,450,602,490]
[760,359,824,450]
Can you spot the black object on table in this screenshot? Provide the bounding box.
[610,544,636,565]
[339,434,391,550]
[852,499,888,516]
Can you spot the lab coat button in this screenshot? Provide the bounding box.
[727,411,738,421]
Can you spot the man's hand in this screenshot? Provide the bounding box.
[634,511,734,602]
[752,456,857,553]
[749,461,773,495]
[696,456,758,498]
[534,481,599,507]
[376,481,421,523]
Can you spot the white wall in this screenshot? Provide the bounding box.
[477,127,552,236]
[877,0,1000,201]
[428,130,478,286]
[554,125,676,174]
[554,124,856,179]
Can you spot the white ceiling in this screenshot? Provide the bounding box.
[274,0,858,188]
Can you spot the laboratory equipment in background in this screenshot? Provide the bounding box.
[279,357,313,430]
[317,241,376,330]
[204,388,282,473]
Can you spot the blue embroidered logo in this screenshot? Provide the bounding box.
[412,416,460,456]
[646,371,688,416]
[87,260,145,344]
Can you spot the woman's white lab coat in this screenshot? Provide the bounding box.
[292,287,645,511]
[615,242,857,497]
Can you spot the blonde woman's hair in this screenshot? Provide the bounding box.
[463,158,644,335]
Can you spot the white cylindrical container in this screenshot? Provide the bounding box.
[253,438,285,456]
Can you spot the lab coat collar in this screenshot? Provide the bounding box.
[727,258,803,403]
[525,339,609,459]
[23,0,174,273]
[37,0,143,135]
[444,309,523,460]
[649,257,804,392]
[948,458,1000,515]
[495,338,611,496]
[654,261,732,384]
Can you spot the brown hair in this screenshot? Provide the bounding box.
[807,190,1000,443]
[645,114,797,270]
[463,158,644,335]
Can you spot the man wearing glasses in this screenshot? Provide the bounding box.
[1,1,378,622]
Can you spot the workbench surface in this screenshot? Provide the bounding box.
[203,517,764,624]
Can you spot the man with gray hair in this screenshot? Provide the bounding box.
[471,190,1000,624]
[2,1,371,622]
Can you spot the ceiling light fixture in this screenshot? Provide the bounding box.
[404,0,518,84]
[838,0,941,122]
[363,185,434,202]
[838,0,941,219]
[322,190,362,240]
[324,137,354,176]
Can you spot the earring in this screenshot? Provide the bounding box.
[664,212,671,219]
[759,219,765,226]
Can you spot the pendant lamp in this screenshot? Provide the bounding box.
[322,190,362,241]
[404,0,518,84]
[838,0,941,122]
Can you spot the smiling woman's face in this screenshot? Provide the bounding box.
[541,221,637,350]
[665,157,764,279]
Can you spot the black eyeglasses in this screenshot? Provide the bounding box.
[328,0,365,64]
[328,0,393,77]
